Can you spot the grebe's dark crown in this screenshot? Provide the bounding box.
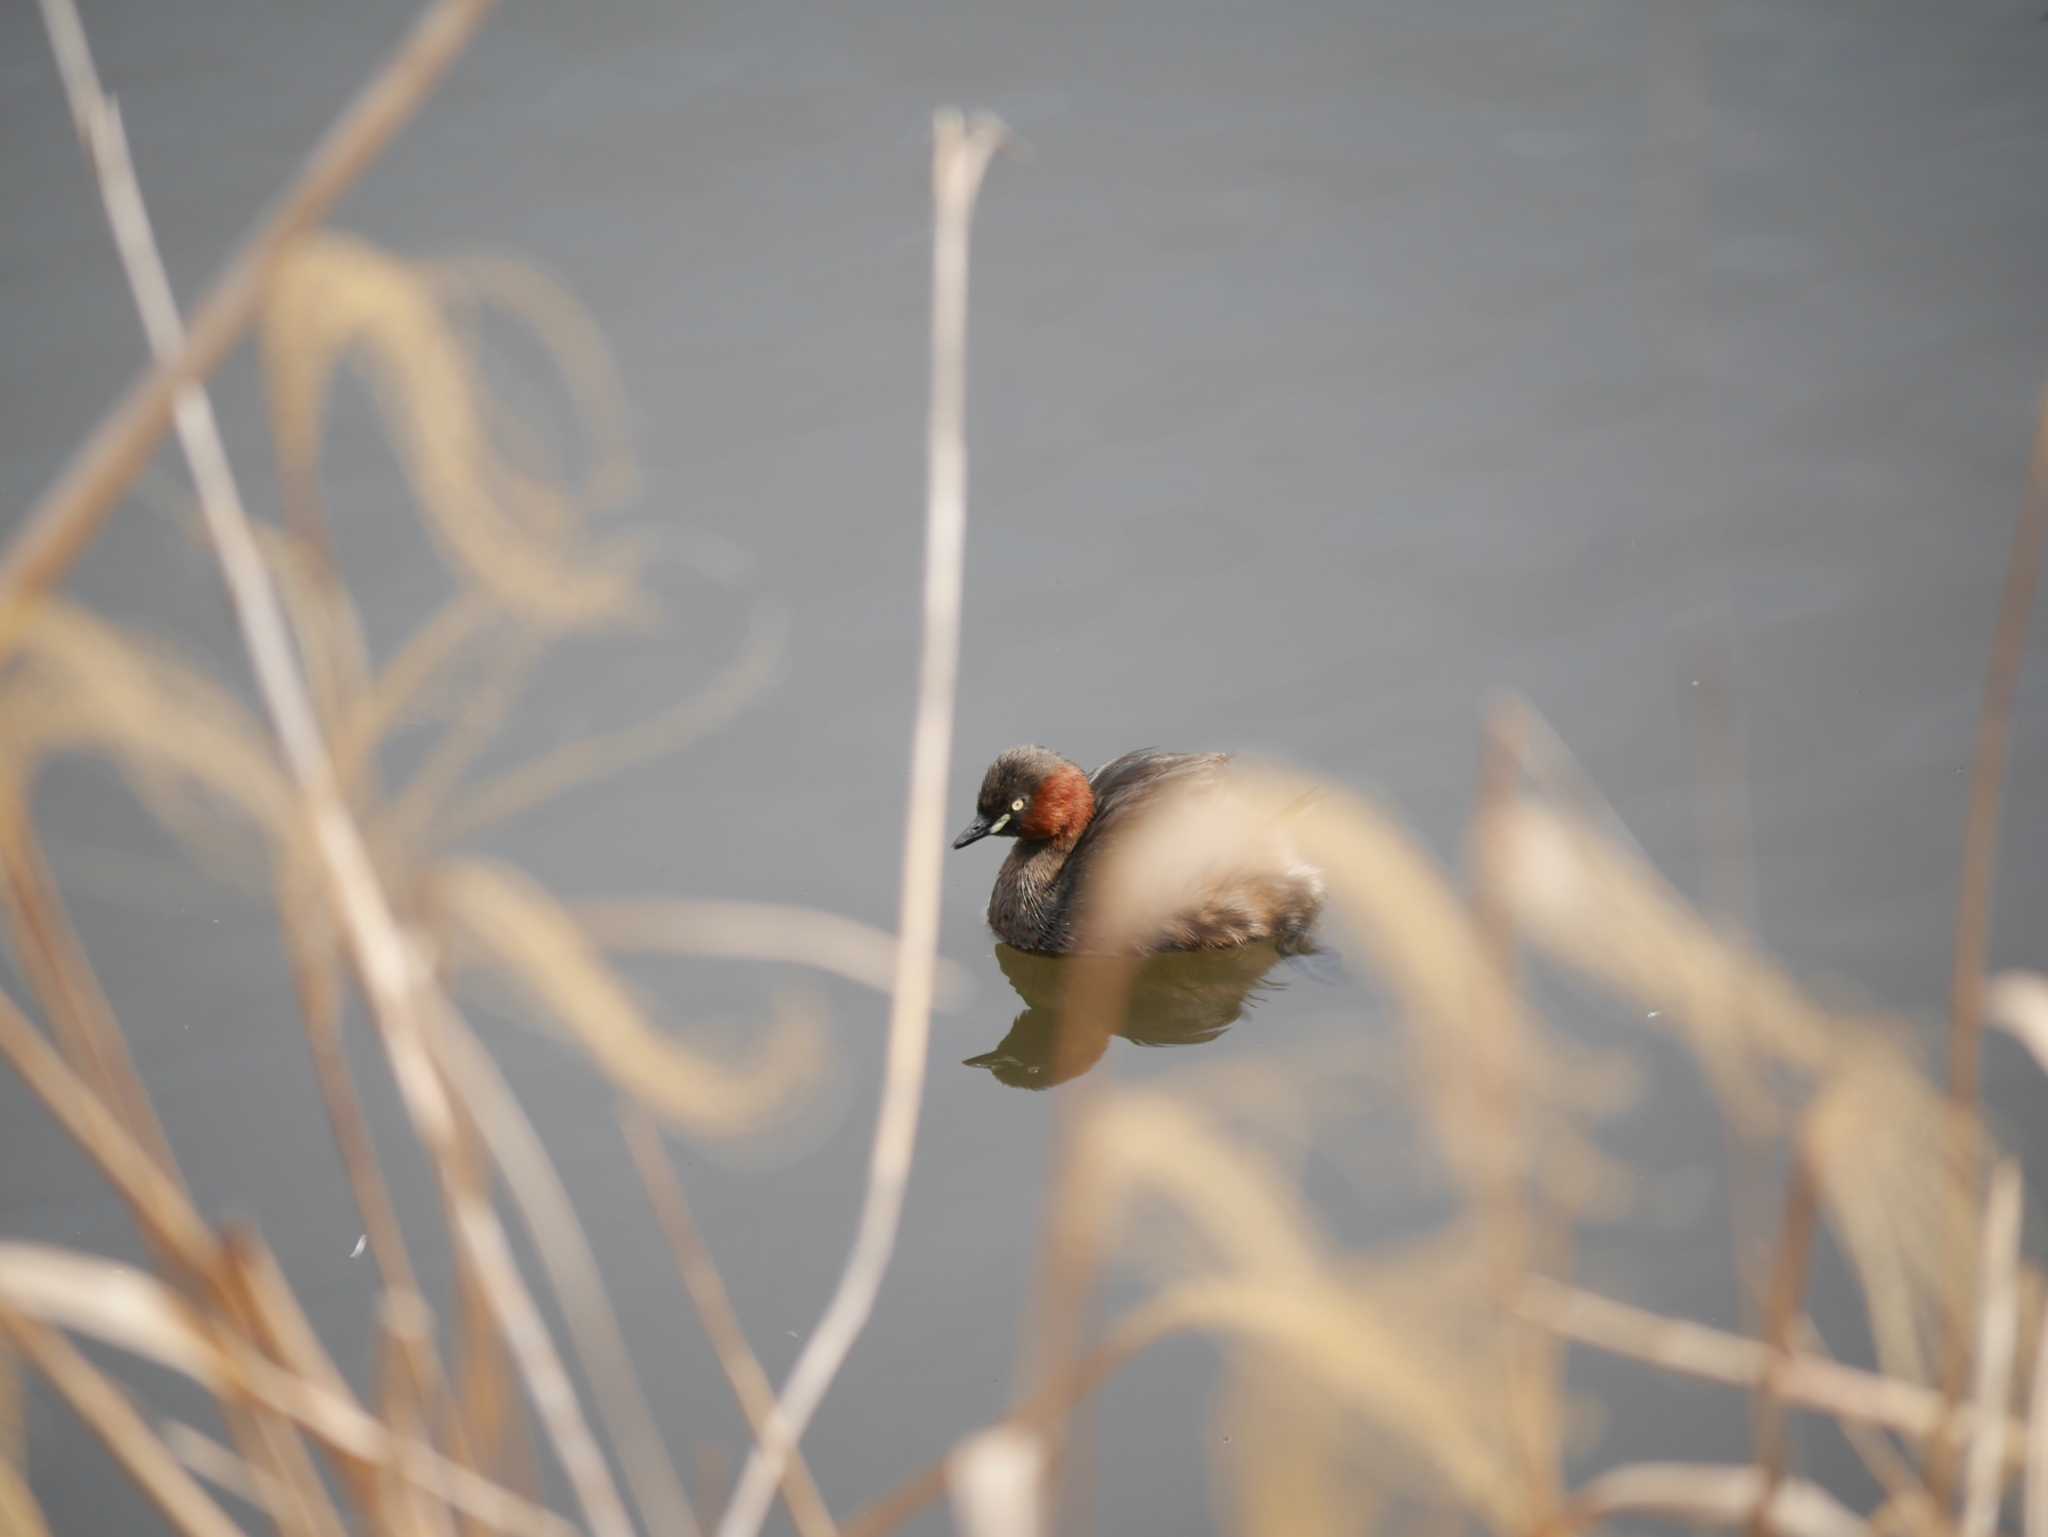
[951,745,1078,848]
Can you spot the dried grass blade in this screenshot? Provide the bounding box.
[1990,972,2048,1081]
[0,1463,55,1537]
[212,1227,384,1534]
[34,0,468,1191]
[454,1230,537,1522]
[578,898,968,1003]
[253,525,373,745]
[1945,396,2048,1177]
[1962,1162,2023,1537]
[0,1339,20,1467]
[841,1296,1197,1537]
[1497,800,1838,1083]
[0,1309,247,1537]
[623,1109,836,1537]
[0,811,185,1190]
[0,1242,574,1537]
[433,858,818,1134]
[164,1421,292,1528]
[1749,1156,1821,1537]
[379,1296,459,1537]
[1570,1461,1866,1537]
[1939,398,2048,1486]
[437,599,788,845]
[0,0,499,656]
[2030,1269,2048,1537]
[446,1192,634,1537]
[334,592,497,800]
[278,893,421,1297]
[1519,1279,2027,1464]
[0,992,218,1279]
[433,1011,700,1537]
[0,1342,52,1537]
[946,1426,1042,1537]
[32,18,638,1526]
[219,1227,355,1411]
[1468,701,1561,1514]
[373,623,545,859]
[265,233,642,627]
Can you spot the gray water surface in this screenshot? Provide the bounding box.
[5,1,2048,1532]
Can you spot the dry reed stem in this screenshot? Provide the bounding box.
[0,1241,643,1537]
[1941,400,2048,1431]
[376,623,546,853]
[1470,701,1560,1523]
[389,1302,468,1531]
[263,234,643,629]
[333,591,496,799]
[224,1228,351,1412]
[281,897,423,1298]
[37,10,634,1530]
[0,1309,247,1537]
[30,0,462,1153]
[1750,1154,1822,1537]
[379,1296,460,1537]
[946,1426,1044,1537]
[1961,1163,2023,1537]
[0,0,497,656]
[1992,973,2048,1076]
[1028,1086,1525,1523]
[432,858,819,1135]
[434,598,788,845]
[0,1474,55,1537]
[1686,657,1781,1329]
[1566,1462,1866,1537]
[0,814,184,1190]
[206,1262,351,1537]
[438,1188,633,1536]
[0,1369,53,1537]
[839,1289,1198,1537]
[0,985,219,1283]
[714,107,1006,1537]
[218,1225,389,1522]
[453,1200,541,1530]
[432,1009,701,1537]
[577,898,970,1003]
[1519,1279,2026,1465]
[164,1421,294,1528]
[623,1108,838,1537]
[253,524,374,745]
[1788,1317,1944,1537]
[2031,1269,2048,1537]
[0,1341,23,1471]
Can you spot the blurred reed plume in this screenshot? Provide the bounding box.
[7,2,2048,1536]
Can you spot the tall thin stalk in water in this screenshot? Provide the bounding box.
[714,109,1006,1537]
[1938,403,2048,1472]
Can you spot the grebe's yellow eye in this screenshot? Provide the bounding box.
[1011,798,1025,812]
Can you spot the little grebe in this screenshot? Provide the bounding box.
[951,746,1324,954]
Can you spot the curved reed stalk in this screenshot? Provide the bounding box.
[2,0,499,657]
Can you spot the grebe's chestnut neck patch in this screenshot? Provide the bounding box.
[1016,762,1094,847]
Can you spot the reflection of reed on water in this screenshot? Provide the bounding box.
[963,940,1294,1089]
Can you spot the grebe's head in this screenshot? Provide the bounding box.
[952,745,1095,850]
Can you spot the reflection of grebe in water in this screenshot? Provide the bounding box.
[963,940,1294,1089]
